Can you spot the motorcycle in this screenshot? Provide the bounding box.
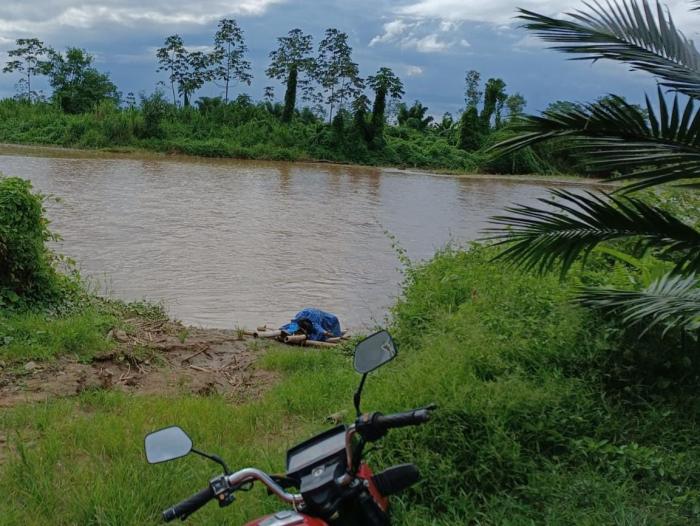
[144,330,436,525]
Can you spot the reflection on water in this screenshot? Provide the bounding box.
[0,150,578,329]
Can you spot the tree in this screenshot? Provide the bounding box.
[489,0,700,339]
[465,69,482,109]
[460,70,487,150]
[367,67,404,136]
[43,48,119,113]
[211,18,252,103]
[505,93,526,121]
[481,78,507,129]
[316,29,363,122]
[3,38,51,103]
[458,107,482,150]
[156,35,187,105]
[397,101,434,131]
[178,50,212,107]
[352,94,372,141]
[267,29,316,122]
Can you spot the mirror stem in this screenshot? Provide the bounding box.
[353,373,368,417]
[192,448,232,475]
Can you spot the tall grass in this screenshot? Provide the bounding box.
[1,246,697,524]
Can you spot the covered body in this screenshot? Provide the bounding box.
[280,308,342,342]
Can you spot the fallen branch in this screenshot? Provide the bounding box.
[180,345,210,364]
[254,330,282,339]
[284,334,307,344]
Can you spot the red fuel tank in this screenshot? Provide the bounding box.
[244,510,327,526]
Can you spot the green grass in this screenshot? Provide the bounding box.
[0,308,116,364]
[1,246,698,525]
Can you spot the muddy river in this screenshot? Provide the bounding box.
[0,146,587,329]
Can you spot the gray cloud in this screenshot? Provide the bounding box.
[0,0,285,35]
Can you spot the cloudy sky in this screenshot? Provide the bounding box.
[0,0,698,116]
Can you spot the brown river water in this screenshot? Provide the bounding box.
[0,146,588,330]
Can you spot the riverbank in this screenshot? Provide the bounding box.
[2,246,698,525]
[0,142,610,188]
[0,98,570,176]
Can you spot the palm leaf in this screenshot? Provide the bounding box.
[486,189,700,276]
[518,1,700,98]
[578,272,700,336]
[493,91,700,192]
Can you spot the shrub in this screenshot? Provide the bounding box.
[0,177,65,308]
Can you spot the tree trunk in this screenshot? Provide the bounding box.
[282,64,298,123]
[370,87,387,138]
[224,42,231,103]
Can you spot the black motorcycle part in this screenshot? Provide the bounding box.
[372,464,420,497]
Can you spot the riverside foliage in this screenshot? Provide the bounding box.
[0,23,572,174]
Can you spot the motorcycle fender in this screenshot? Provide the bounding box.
[244,510,328,526]
[358,463,389,512]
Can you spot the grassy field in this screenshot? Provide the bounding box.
[2,246,698,525]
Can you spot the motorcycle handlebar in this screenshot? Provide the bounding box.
[371,407,433,430]
[162,486,215,523]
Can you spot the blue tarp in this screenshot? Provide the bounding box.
[280,308,342,342]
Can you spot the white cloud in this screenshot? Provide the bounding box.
[369,19,417,47]
[370,16,470,53]
[439,20,459,32]
[0,1,284,35]
[409,33,450,53]
[459,39,471,47]
[395,0,700,33]
[405,65,424,76]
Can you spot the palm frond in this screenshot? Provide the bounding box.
[578,272,700,336]
[492,91,700,192]
[486,189,700,276]
[518,1,700,98]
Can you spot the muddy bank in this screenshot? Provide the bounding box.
[0,319,278,408]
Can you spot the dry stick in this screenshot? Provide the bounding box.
[189,365,213,373]
[180,345,210,364]
[218,355,239,371]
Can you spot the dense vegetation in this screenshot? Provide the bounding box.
[0,25,573,174]
[2,210,698,523]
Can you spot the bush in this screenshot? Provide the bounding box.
[0,177,66,308]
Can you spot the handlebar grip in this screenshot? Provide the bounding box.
[372,407,433,430]
[162,486,215,523]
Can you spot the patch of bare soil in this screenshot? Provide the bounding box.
[0,319,278,409]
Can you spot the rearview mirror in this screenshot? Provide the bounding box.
[354,330,397,374]
[145,426,193,464]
